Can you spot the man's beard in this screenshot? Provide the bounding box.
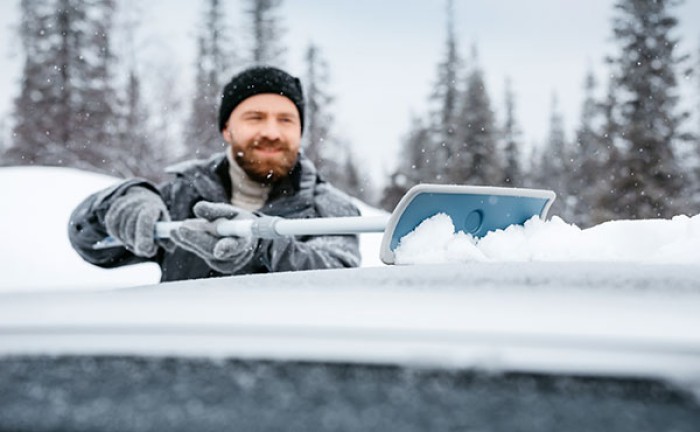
[232,138,299,184]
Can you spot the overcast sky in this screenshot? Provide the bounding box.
[1,0,699,186]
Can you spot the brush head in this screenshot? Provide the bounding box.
[380,184,556,265]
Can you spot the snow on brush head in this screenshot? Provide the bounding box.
[394,213,700,265]
[394,213,485,265]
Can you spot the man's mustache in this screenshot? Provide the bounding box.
[250,139,288,151]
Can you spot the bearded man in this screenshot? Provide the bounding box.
[68,66,361,281]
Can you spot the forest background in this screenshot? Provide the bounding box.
[1,0,700,227]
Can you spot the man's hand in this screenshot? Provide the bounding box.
[170,202,259,274]
[104,186,170,258]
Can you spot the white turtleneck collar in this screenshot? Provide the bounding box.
[226,146,272,211]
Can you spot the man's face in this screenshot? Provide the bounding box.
[222,94,302,184]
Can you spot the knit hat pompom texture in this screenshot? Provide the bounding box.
[218,66,305,133]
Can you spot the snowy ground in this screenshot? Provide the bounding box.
[2,165,700,293]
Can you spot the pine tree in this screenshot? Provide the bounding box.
[698,39,700,138]
[303,44,333,169]
[696,39,700,163]
[184,0,233,160]
[111,72,151,177]
[592,78,626,224]
[6,0,56,166]
[537,94,570,219]
[502,78,522,186]
[301,44,366,200]
[687,38,700,211]
[7,0,119,174]
[0,115,7,157]
[569,69,603,227]
[333,139,370,201]
[67,0,119,172]
[381,117,432,211]
[424,0,462,183]
[343,153,363,197]
[402,118,434,187]
[111,71,172,181]
[245,0,285,67]
[697,38,700,160]
[605,0,689,219]
[105,0,169,181]
[449,46,501,186]
[384,0,463,189]
[150,65,186,165]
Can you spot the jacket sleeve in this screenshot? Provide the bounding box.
[255,185,362,272]
[67,179,164,268]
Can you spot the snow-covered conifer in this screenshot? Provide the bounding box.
[425,0,462,183]
[501,78,523,187]
[302,44,368,200]
[449,46,502,186]
[569,69,603,226]
[245,0,286,67]
[183,0,234,159]
[603,0,689,219]
[7,0,119,175]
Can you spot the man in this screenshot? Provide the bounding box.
[69,66,361,281]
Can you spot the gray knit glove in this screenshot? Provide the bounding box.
[104,186,170,258]
[170,202,259,274]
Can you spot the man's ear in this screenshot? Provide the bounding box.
[222,128,233,144]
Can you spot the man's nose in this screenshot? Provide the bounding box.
[259,119,282,140]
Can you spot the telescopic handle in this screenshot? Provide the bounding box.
[93,215,389,250]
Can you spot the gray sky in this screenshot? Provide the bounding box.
[1,0,699,185]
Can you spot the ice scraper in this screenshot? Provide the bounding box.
[94,184,556,264]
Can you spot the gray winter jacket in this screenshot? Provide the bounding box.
[68,153,361,282]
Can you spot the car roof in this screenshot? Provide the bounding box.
[1,262,699,390]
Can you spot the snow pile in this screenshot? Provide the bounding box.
[395,213,700,265]
[0,167,161,292]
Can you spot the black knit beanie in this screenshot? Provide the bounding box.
[218,66,305,133]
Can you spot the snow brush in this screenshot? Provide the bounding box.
[93,184,556,264]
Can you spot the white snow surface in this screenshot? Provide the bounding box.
[0,167,161,292]
[0,166,385,292]
[2,263,700,383]
[395,212,700,265]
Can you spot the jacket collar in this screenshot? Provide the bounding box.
[168,152,319,205]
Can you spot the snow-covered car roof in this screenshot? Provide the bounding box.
[2,262,699,391]
[3,262,700,431]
